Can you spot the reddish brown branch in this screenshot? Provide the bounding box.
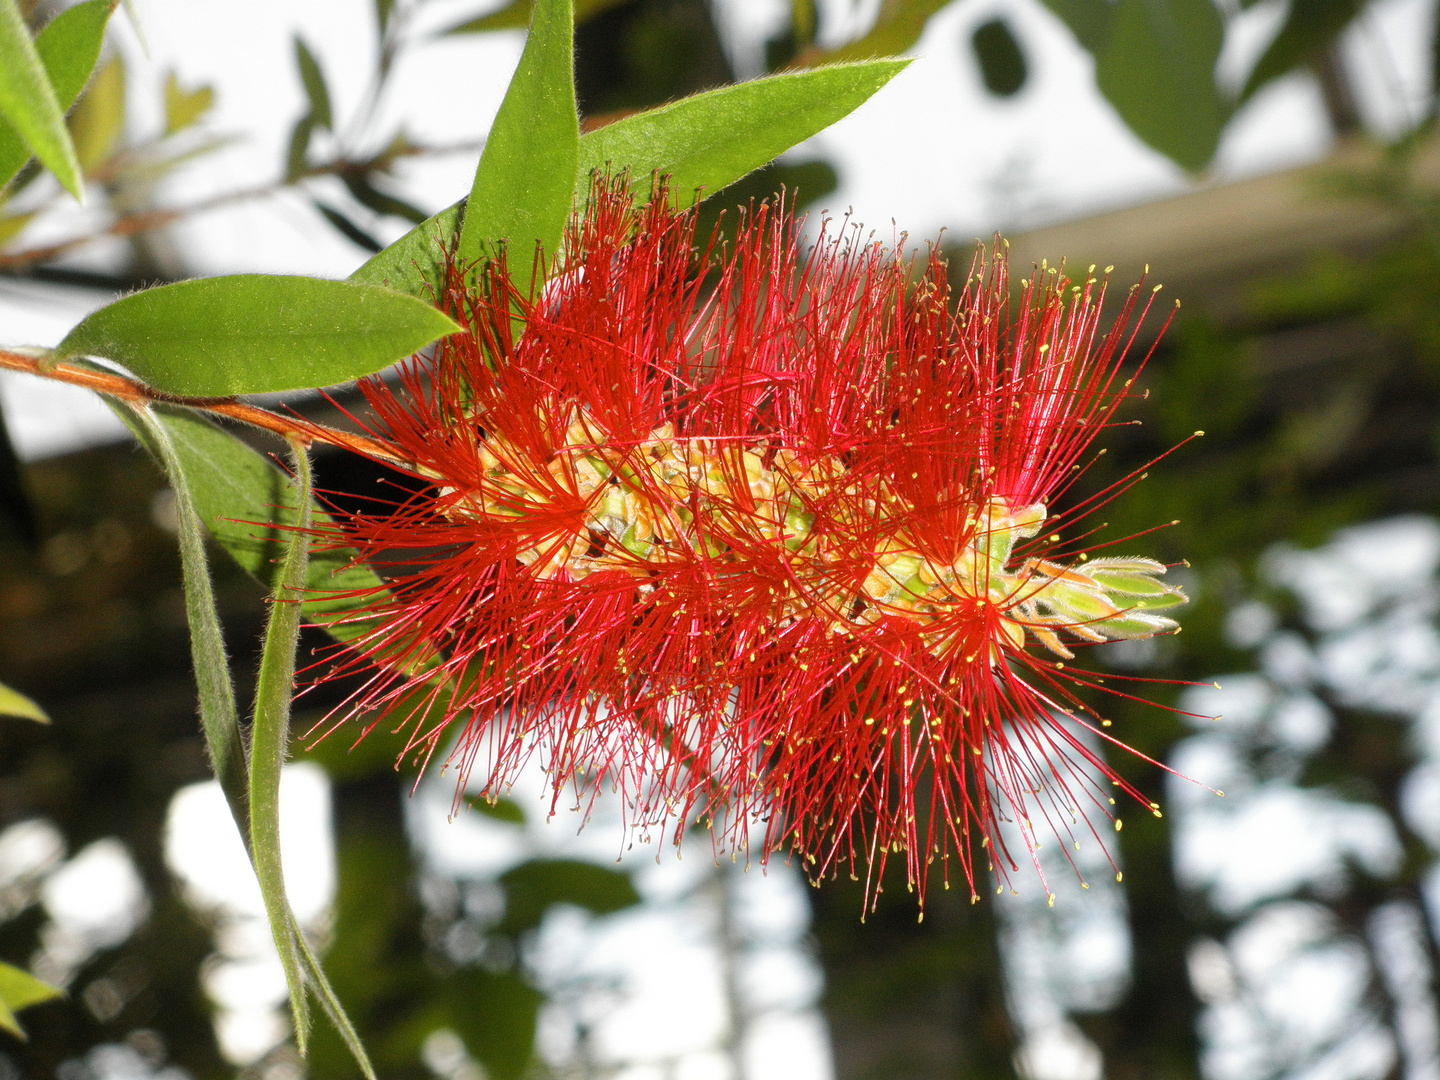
[0,347,409,466]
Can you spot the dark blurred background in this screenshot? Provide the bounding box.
[4,0,1440,1077]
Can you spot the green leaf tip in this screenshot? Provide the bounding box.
[0,681,48,724]
[459,0,579,283]
[0,961,63,1040]
[56,275,461,396]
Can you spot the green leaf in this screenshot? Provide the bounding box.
[294,36,332,131]
[339,172,427,224]
[0,961,62,1039]
[0,681,47,724]
[1093,0,1227,173]
[472,795,525,823]
[458,0,578,285]
[112,404,393,649]
[248,440,315,1051]
[1240,0,1363,103]
[285,113,314,181]
[496,859,641,935]
[0,0,112,192]
[125,403,250,841]
[315,200,383,253]
[0,0,82,198]
[971,17,1027,98]
[1037,0,1113,54]
[67,53,123,176]
[163,70,214,135]
[801,0,947,64]
[576,60,907,205]
[347,199,462,295]
[446,968,542,1080]
[56,275,461,395]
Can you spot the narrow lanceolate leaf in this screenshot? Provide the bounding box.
[0,961,62,1040]
[293,37,332,130]
[1240,0,1363,103]
[249,440,314,1053]
[111,404,395,651]
[126,404,249,835]
[0,0,82,199]
[0,681,47,724]
[0,0,112,191]
[55,275,460,395]
[458,0,578,284]
[577,59,907,205]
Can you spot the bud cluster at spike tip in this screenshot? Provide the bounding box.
[313,178,1185,908]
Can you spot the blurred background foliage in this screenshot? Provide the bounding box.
[4,0,1440,1077]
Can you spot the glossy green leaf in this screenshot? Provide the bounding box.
[0,681,47,724]
[0,0,112,191]
[56,275,460,395]
[459,0,578,284]
[576,60,907,205]
[1240,0,1363,102]
[497,859,641,935]
[68,53,123,176]
[1093,0,1227,173]
[294,36,332,130]
[249,440,314,1050]
[348,199,461,295]
[0,961,62,1039]
[0,0,82,198]
[163,70,214,135]
[112,404,392,649]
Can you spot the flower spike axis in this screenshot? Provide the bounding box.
[314,179,1185,909]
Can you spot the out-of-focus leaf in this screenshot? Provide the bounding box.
[1093,0,1227,172]
[496,859,641,935]
[348,198,461,295]
[0,0,82,198]
[793,0,946,66]
[1037,0,1112,54]
[112,405,392,648]
[163,70,213,134]
[446,968,542,1080]
[577,59,906,205]
[285,114,314,181]
[472,795,525,823]
[0,961,62,1038]
[0,682,47,724]
[971,17,1027,97]
[340,172,427,224]
[294,35,332,130]
[56,274,460,395]
[442,0,623,34]
[0,209,28,244]
[68,52,123,176]
[0,0,112,191]
[458,0,578,284]
[315,200,383,252]
[375,0,395,32]
[1240,0,1363,102]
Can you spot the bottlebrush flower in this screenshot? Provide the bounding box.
[316,179,1184,907]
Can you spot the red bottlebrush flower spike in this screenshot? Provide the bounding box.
[316,180,1184,907]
